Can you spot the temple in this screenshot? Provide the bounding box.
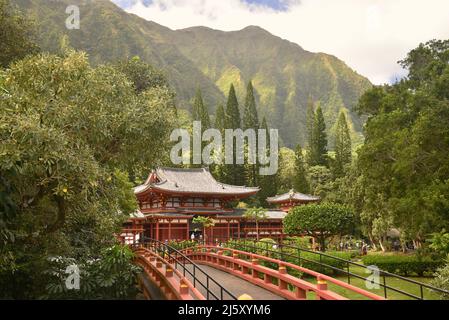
[267,189,320,212]
[123,168,319,244]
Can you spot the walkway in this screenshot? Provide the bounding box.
[181,264,285,300]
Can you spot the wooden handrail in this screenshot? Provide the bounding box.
[180,245,385,300]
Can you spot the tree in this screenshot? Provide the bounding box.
[192,216,215,244]
[214,103,225,132]
[283,203,354,252]
[113,56,169,93]
[0,51,177,298]
[0,0,39,68]
[192,88,211,129]
[356,40,449,248]
[293,145,310,193]
[243,207,268,241]
[309,106,328,166]
[243,81,259,186]
[257,117,278,205]
[305,96,315,149]
[223,84,245,185]
[333,111,352,177]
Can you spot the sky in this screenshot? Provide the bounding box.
[111,0,449,85]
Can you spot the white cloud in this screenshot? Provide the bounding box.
[121,0,449,85]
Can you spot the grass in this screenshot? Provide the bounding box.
[303,263,441,300]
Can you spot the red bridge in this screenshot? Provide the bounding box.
[131,239,384,300]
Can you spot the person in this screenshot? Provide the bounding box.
[190,233,195,241]
[362,243,368,256]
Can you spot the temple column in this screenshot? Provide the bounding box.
[156,220,160,241]
[168,219,171,240]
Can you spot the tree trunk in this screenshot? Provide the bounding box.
[256,220,259,241]
[378,238,386,252]
[368,233,378,251]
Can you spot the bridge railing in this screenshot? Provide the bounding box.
[141,238,237,300]
[224,239,449,300]
[181,245,384,300]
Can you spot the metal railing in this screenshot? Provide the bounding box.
[141,237,237,300]
[223,238,449,300]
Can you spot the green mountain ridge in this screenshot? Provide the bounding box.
[13,0,372,148]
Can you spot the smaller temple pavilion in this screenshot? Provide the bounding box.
[267,189,320,212]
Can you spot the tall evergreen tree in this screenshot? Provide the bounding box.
[305,97,315,165]
[214,103,225,132]
[192,88,210,129]
[223,84,245,185]
[243,81,259,130]
[257,117,278,205]
[305,96,315,148]
[212,103,226,181]
[224,84,241,129]
[333,111,352,177]
[293,145,310,193]
[243,81,259,186]
[309,106,328,166]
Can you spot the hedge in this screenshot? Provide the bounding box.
[361,254,444,276]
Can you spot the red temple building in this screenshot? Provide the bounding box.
[124,167,288,243]
[267,189,320,212]
[122,169,321,244]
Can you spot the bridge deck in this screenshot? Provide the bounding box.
[180,264,285,300]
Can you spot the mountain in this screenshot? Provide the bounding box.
[13,0,372,148]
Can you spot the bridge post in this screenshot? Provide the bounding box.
[278,263,288,290]
[165,267,174,278]
[217,250,224,266]
[251,255,259,279]
[232,252,240,271]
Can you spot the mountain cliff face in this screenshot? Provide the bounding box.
[13,0,371,147]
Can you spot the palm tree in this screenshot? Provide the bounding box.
[192,216,215,244]
[243,207,268,241]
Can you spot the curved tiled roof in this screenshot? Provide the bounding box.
[266,189,320,203]
[134,167,259,196]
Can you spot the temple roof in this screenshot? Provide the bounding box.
[134,167,259,197]
[266,189,320,203]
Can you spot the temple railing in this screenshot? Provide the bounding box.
[178,245,384,300]
[224,238,449,300]
[136,238,237,300]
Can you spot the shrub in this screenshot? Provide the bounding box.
[361,254,444,276]
[430,258,449,300]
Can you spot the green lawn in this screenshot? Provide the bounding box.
[304,264,441,300]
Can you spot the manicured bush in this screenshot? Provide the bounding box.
[361,254,444,276]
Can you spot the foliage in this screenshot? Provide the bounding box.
[44,244,141,299]
[0,50,177,298]
[293,145,310,193]
[430,257,449,300]
[333,111,352,177]
[428,230,449,256]
[355,40,449,247]
[308,106,328,167]
[284,203,355,251]
[243,81,259,187]
[243,207,268,241]
[223,84,245,185]
[167,240,198,251]
[361,254,444,277]
[192,88,211,129]
[113,56,169,93]
[0,0,39,67]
